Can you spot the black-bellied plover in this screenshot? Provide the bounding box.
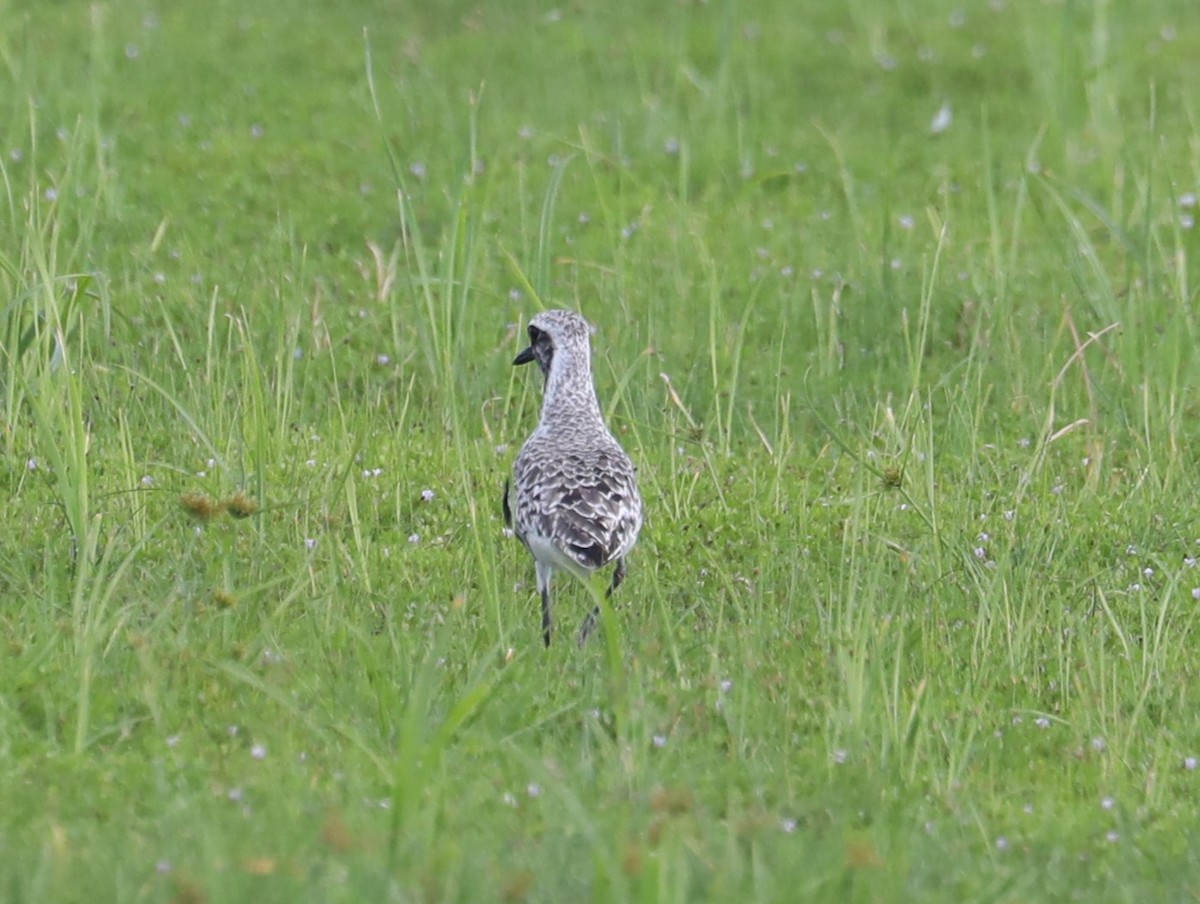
[504,310,643,646]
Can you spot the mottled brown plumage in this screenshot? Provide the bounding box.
[506,310,643,646]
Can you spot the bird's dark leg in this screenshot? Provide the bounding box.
[541,585,553,647]
[535,562,554,647]
[608,557,627,596]
[577,558,627,646]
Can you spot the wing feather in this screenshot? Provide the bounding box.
[511,439,642,573]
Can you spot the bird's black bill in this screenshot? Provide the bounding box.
[513,346,535,366]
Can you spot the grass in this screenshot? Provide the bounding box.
[2,0,1200,900]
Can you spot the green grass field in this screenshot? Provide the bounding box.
[3,0,1200,900]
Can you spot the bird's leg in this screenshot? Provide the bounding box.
[576,605,598,646]
[577,558,626,646]
[608,557,627,596]
[536,561,553,647]
[541,586,552,647]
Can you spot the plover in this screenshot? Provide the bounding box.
[504,310,643,646]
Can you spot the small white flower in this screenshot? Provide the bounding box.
[502,792,517,807]
[1034,717,1050,729]
[26,458,37,471]
[526,783,541,798]
[652,734,667,749]
[1186,756,1198,771]
[304,538,317,550]
[421,489,435,502]
[1106,830,1120,843]
[156,859,172,874]
[1143,567,1154,578]
[1091,737,1107,752]
[930,102,953,134]
[251,744,267,760]
[780,817,797,834]
[995,836,1009,851]
[140,475,154,487]
[898,214,915,230]
[974,547,987,559]
[409,161,426,179]
[408,533,420,544]
[1101,796,1115,810]
[228,787,243,802]
[1003,510,1015,521]
[832,749,848,764]
[376,353,391,365]
[166,734,181,748]
[719,679,733,693]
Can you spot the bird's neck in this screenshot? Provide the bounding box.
[539,349,603,427]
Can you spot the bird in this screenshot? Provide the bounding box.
[504,309,643,647]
